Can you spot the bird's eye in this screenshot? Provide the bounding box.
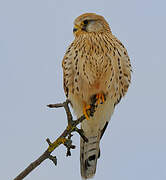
[83,20,88,25]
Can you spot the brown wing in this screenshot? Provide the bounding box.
[102,34,132,106]
[62,43,75,98]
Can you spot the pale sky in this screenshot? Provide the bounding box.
[1,0,166,180]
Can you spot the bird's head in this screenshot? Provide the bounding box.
[73,13,111,37]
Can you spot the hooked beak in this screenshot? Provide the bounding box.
[73,27,77,32]
[73,24,81,33]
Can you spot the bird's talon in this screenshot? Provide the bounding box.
[83,104,91,120]
[96,93,105,105]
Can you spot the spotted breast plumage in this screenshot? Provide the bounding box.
[62,13,132,179]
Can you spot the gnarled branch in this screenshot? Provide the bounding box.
[13,99,88,180]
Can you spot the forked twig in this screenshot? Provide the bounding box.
[14,99,88,180]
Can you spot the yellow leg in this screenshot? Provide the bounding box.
[96,93,105,105]
[83,104,91,120]
[83,93,105,120]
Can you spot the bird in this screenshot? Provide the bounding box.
[62,13,132,179]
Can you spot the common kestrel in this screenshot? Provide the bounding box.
[62,13,132,179]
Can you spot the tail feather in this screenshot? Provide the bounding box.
[80,133,100,179]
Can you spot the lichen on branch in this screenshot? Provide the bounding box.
[14,99,90,180]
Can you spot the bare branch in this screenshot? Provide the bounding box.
[13,99,88,180]
[14,151,48,180]
[14,98,98,180]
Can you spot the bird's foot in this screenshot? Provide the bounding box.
[83,102,97,120]
[83,104,91,120]
[95,93,106,105]
[83,93,105,120]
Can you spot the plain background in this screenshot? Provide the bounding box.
[1,0,166,180]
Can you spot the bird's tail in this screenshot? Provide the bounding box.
[80,132,100,179]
